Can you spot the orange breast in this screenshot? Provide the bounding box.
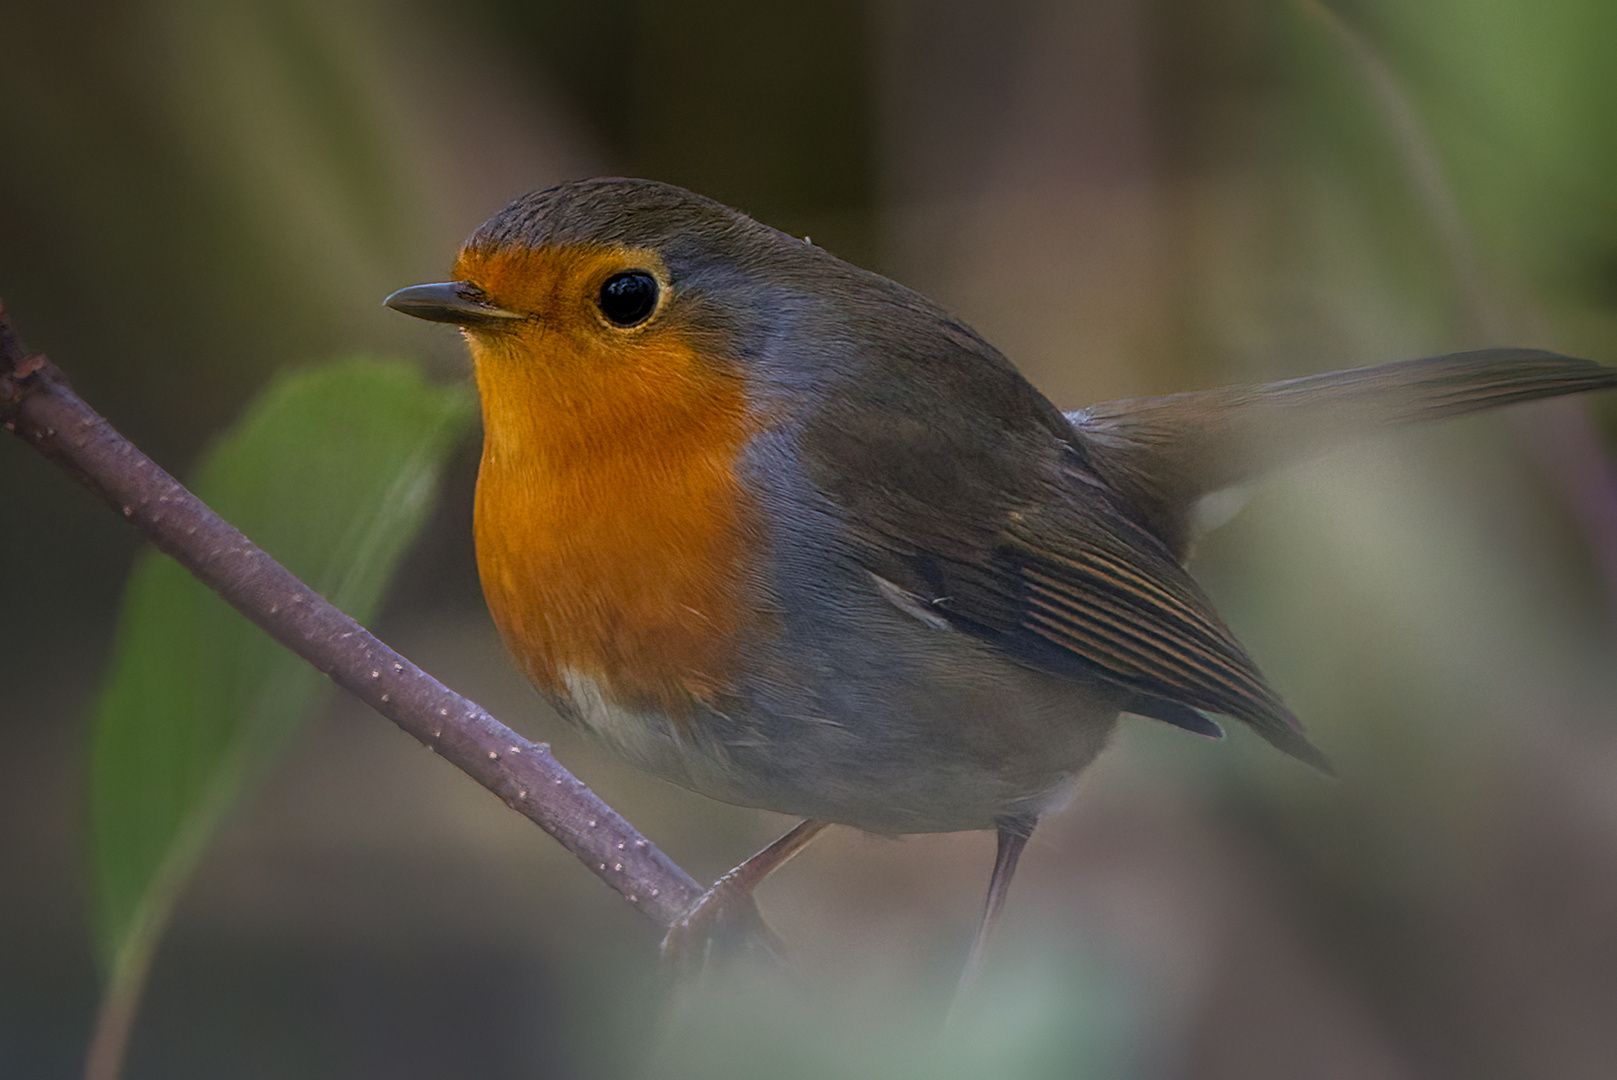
[464,276,758,718]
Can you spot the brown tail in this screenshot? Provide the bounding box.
[1071,349,1617,559]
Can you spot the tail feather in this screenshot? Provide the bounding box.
[1070,349,1617,559]
[1242,349,1617,423]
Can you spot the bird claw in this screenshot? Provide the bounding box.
[660,876,787,979]
[658,819,829,980]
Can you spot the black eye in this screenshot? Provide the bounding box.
[597,271,659,327]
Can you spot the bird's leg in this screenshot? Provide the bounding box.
[950,814,1036,1017]
[661,818,832,974]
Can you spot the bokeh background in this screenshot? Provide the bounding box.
[6,1,1617,1076]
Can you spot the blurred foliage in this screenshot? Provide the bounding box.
[87,360,472,1075]
[3,1,1616,1078]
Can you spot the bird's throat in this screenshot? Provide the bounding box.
[468,330,757,717]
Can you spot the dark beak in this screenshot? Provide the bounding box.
[383,282,525,327]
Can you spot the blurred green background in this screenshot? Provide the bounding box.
[5,0,1617,1077]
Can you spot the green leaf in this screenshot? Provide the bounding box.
[87,358,474,996]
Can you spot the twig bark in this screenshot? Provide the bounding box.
[0,298,704,928]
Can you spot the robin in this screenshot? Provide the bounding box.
[386,177,1617,980]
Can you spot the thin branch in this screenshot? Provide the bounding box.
[1290,0,1498,341]
[0,299,704,928]
[1292,0,1617,615]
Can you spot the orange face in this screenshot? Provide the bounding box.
[451,241,759,718]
